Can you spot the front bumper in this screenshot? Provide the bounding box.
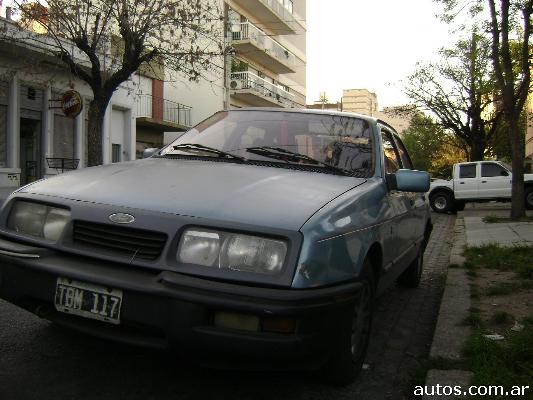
[0,238,362,370]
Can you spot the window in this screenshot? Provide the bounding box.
[459,164,476,178]
[162,110,375,178]
[112,144,121,163]
[481,163,508,177]
[381,130,402,173]
[393,135,413,170]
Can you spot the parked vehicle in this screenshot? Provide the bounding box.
[428,161,533,213]
[0,109,431,384]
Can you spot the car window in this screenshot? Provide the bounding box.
[481,163,509,177]
[459,164,476,178]
[381,130,402,173]
[393,135,413,170]
[162,111,375,177]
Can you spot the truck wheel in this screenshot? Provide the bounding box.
[526,187,533,210]
[398,244,424,288]
[322,261,374,386]
[429,191,453,213]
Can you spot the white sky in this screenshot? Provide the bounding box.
[306,0,453,108]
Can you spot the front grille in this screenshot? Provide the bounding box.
[73,221,167,261]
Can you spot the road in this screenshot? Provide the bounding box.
[0,213,455,400]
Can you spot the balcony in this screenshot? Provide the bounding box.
[230,71,296,108]
[136,94,192,131]
[231,22,298,74]
[231,0,304,35]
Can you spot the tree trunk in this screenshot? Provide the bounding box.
[469,138,485,161]
[87,97,112,167]
[507,113,525,218]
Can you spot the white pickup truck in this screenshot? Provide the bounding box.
[428,161,533,213]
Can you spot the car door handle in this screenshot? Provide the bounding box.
[481,180,487,183]
[459,182,465,184]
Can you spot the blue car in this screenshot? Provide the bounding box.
[0,109,431,384]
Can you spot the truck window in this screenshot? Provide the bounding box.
[459,164,476,178]
[481,163,509,177]
[381,130,402,173]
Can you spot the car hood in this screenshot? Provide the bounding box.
[19,158,366,230]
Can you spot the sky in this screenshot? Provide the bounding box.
[306,0,453,108]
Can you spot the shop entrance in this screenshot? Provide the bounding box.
[19,118,42,185]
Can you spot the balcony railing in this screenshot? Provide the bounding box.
[230,71,295,107]
[231,22,298,73]
[231,0,304,34]
[136,94,192,127]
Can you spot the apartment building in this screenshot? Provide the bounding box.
[226,0,307,108]
[342,89,378,116]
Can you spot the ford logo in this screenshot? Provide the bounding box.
[109,213,135,224]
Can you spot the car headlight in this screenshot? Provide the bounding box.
[7,201,71,242]
[177,228,287,275]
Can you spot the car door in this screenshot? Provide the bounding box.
[453,163,479,199]
[478,162,512,199]
[380,128,412,277]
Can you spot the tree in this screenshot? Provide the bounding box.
[402,113,467,178]
[436,0,533,218]
[6,0,223,166]
[403,33,502,161]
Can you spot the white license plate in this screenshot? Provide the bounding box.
[54,278,123,325]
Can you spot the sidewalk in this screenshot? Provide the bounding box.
[463,204,533,247]
[425,203,533,399]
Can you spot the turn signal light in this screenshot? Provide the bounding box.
[262,316,297,334]
[214,312,260,332]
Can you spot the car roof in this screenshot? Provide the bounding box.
[226,107,398,134]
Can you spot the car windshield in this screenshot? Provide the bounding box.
[160,110,374,177]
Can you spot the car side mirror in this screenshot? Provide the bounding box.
[142,148,159,159]
[387,169,430,193]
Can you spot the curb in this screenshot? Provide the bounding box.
[424,214,472,397]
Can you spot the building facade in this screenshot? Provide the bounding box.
[226,0,307,109]
[0,4,225,189]
[342,89,378,116]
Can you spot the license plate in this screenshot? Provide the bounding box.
[54,278,123,325]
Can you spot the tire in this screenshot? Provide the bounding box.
[453,200,466,212]
[322,260,374,386]
[429,191,454,213]
[526,187,533,210]
[398,244,424,288]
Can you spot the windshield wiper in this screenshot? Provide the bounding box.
[171,143,245,161]
[245,146,352,176]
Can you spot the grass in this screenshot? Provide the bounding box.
[482,215,533,224]
[487,281,533,296]
[463,244,533,279]
[463,329,533,399]
[462,313,483,328]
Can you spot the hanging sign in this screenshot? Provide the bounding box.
[61,90,83,118]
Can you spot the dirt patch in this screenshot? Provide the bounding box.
[472,268,533,334]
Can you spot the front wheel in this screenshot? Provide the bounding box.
[322,262,374,385]
[429,191,454,213]
[526,187,533,210]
